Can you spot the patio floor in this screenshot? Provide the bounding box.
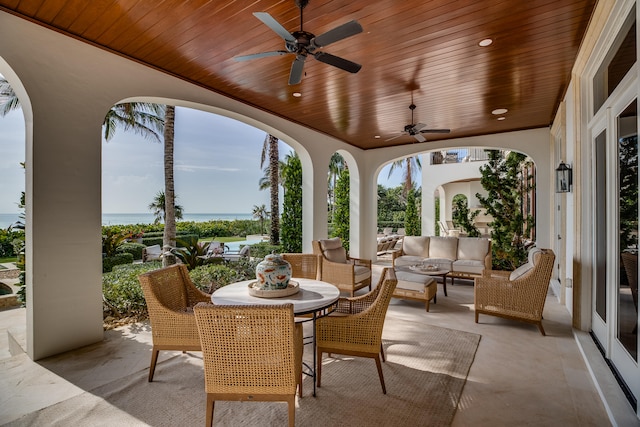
[0,263,629,426]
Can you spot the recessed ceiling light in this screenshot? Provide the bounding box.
[497,117,506,121]
[292,92,302,98]
[479,38,493,47]
[492,108,508,115]
[374,135,381,139]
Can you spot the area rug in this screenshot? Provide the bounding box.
[6,319,480,426]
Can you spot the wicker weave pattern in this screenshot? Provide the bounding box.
[137,264,211,381]
[281,253,320,280]
[474,249,555,335]
[334,271,385,314]
[138,264,210,347]
[316,268,397,393]
[194,303,297,395]
[312,240,372,296]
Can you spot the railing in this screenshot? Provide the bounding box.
[430,148,500,165]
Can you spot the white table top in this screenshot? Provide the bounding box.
[211,278,340,315]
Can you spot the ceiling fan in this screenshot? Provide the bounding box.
[386,104,451,143]
[233,0,363,85]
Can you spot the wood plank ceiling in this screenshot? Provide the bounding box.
[0,0,597,150]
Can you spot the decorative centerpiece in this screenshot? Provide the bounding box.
[249,253,299,298]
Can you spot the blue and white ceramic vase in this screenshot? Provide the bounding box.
[255,253,292,290]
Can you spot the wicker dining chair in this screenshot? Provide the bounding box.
[281,253,320,279]
[194,303,299,427]
[137,264,211,381]
[316,268,397,394]
[312,238,372,296]
[332,269,390,361]
[474,248,556,335]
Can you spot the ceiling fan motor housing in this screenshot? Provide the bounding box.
[287,31,315,54]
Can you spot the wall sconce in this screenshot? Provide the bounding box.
[555,161,572,193]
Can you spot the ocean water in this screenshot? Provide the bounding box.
[0,213,254,228]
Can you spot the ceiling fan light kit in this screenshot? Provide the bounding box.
[234,0,363,85]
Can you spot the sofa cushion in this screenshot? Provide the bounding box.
[354,265,371,283]
[402,236,430,257]
[508,247,544,281]
[424,258,453,271]
[509,262,532,281]
[457,237,490,261]
[320,238,347,264]
[452,259,485,275]
[394,255,425,268]
[429,236,458,260]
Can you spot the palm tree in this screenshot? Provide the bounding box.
[148,190,184,224]
[261,134,280,245]
[162,105,177,266]
[328,152,346,217]
[252,204,269,235]
[388,155,422,196]
[0,77,20,116]
[103,102,165,143]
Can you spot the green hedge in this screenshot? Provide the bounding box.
[249,242,282,259]
[103,252,134,273]
[102,219,263,240]
[116,242,145,260]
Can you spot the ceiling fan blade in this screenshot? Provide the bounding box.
[234,50,289,61]
[314,52,361,73]
[253,12,296,43]
[414,134,426,143]
[312,20,363,47]
[289,56,306,85]
[420,129,451,134]
[414,123,427,131]
[385,133,405,142]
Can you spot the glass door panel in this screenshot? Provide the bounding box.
[617,99,638,362]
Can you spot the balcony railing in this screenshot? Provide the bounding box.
[430,148,498,165]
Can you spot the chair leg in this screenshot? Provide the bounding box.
[474,312,479,323]
[287,396,295,427]
[380,343,385,362]
[425,299,430,312]
[148,348,159,382]
[206,394,214,427]
[316,349,323,388]
[537,322,546,336]
[374,354,386,394]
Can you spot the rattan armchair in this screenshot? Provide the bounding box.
[312,238,372,296]
[194,303,298,427]
[474,248,556,335]
[316,268,397,394]
[281,253,320,279]
[137,264,211,381]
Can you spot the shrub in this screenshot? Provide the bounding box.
[103,252,134,273]
[189,261,256,292]
[117,242,146,260]
[103,262,161,317]
[249,242,281,259]
[142,234,198,247]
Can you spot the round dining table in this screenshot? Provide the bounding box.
[211,278,340,396]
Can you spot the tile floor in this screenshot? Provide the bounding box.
[0,264,635,426]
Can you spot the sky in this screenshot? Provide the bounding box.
[0,105,403,214]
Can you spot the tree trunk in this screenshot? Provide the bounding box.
[163,105,177,266]
[268,135,280,245]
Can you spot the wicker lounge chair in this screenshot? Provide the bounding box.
[474,248,556,335]
[312,238,372,296]
[316,268,397,394]
[194,303,299,427]
[137,264,211,381]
